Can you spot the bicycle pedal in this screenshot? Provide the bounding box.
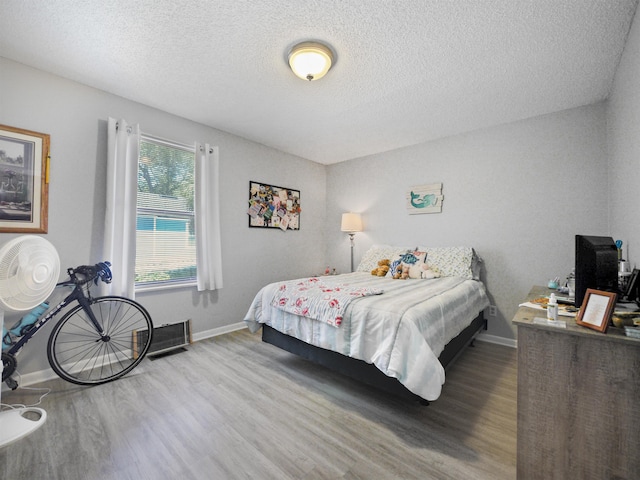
[5,377,18,390]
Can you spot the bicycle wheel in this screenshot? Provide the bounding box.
[47,296,153,386]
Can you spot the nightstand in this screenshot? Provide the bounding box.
[512,286,640,479]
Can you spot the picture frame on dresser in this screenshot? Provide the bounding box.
[575,288,617,333]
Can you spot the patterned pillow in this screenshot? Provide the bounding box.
[386,250,437,279]
[356,245,408,273]
[417,246,479,279]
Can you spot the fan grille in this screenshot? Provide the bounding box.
[0,236,60,312]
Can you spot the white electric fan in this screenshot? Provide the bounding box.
[0,235,60,448]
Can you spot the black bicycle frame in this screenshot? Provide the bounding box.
[6,282,106,357]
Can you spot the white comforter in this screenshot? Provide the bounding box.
[244,272,490,401]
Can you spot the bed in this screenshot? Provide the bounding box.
[244,245,490,402]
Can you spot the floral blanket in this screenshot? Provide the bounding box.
[270,277,383,327]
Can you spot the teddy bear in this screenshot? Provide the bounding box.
[370,259,391,277]
[392,263,401,279]
[421,266,441,279]
[408,262,441,279]
[392,263,410,279]
[400,264,410,279]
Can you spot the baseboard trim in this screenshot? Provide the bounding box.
[476,332,518,349]
[191,322,247,342]
[1,367,57,392]
[1,322,249,391]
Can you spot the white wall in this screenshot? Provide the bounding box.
[0,58,327,377]
[325,104,610,340]
[608,5,640,266]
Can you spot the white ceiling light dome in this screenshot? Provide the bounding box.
[288,41,335,81]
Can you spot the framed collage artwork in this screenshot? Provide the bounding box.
[247,181,300,231]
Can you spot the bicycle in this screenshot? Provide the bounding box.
[2,262,154,389]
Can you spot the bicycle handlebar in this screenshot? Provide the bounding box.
[67,261,113,285]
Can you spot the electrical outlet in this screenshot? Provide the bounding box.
[489,305,497,317]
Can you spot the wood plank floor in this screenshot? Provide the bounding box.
[0,329,517,480]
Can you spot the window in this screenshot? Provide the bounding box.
[135,135,196,288]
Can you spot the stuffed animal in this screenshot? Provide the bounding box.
[421,265,441,279]
[401,264,410,279]
[391,263,410,279]
[371,259,391,277]
[392,263,401,279]
[408,262,441,279]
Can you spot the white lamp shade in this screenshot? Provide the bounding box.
[341,213,363,233]
[288,42,334,81]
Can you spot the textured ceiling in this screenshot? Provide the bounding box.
[0,0,637,164]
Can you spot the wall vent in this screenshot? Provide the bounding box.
[135,319,192,357]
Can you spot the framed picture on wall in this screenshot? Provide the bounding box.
[247,181,300,231]
[0,124,50,233]
[406,183,444,214]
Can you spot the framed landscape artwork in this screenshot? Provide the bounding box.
[0,124,50,233]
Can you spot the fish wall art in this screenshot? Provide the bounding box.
[406,183,443,214]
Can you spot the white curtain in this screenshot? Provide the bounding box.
[103,117,140,298]
[195,143,223,291]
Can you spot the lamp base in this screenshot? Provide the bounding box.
[349,233,356,272]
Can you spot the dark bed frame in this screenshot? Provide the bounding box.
[261,311,487,404]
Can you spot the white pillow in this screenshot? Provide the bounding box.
[356,245,408,273]
[416,246,480,279]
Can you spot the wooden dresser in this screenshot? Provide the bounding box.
[512,286,640,480]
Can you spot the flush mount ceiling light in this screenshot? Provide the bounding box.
[288,41,334,81]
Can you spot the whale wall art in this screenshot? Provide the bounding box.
[406,183,443,215]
